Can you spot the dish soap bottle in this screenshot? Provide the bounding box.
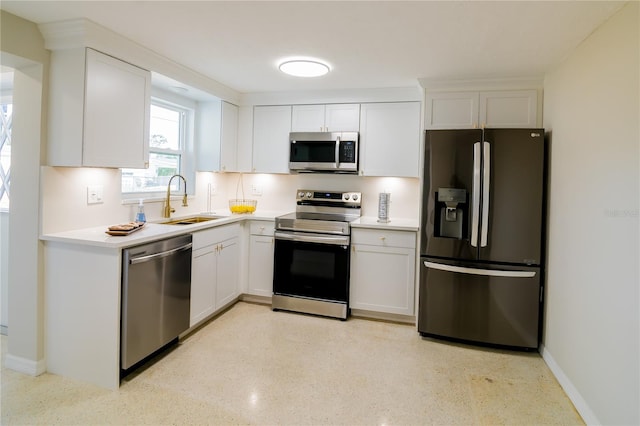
[135,199,146,223]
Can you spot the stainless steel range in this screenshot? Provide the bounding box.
[272,189,362,320]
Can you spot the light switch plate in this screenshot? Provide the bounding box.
[251,184,263,196]
[87,185,104,204]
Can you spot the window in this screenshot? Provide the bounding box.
[0,102,11,210]
[122,100,191,197]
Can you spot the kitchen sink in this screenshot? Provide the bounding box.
[160,215,225,225]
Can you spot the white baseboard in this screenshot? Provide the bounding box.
[539,343,600,425]
[350,308,415,325]
[4,353,46,376]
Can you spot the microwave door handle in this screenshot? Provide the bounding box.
[335,136,341,168]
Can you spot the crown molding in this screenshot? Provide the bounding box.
[419,76,544,92]
[37,18,240,104]
[38,19,93,51]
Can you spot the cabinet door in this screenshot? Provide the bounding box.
[196,101,238,172]
[252,105,292,173]
[190,248,216,327]
[479,90,538,128]
[220,101,239,171]
[325,104,360,131]
[83,49,150,168]
[195,101,222,172]
[236,105,254,173]
[359,102,421,177]
[248,235,274,297]
[291,105,325,132]
[216,237,239,309]
[425,92,479,129]
[350,244,415,316]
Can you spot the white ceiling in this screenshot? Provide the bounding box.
[0,1,627,95]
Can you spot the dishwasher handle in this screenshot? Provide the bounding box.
[129,243,193,265]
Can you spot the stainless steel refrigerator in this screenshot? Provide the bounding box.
[418,128,546,349]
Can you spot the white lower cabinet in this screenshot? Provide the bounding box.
[247,221,275,297]
[349,228,417,316]
[190,244,217,326]
[190,224,240,327]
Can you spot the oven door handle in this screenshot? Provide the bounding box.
[275,231,350,246]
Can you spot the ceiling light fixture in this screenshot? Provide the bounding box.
[278,59,330,77]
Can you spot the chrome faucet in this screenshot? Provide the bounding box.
[163,174,188,218]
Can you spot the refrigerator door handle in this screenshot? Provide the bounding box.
[481,142,490,247]
[471,142,481,247]
[424,261,536,278]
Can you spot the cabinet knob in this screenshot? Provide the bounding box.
[380,236,386,241]
[260,226,265,231]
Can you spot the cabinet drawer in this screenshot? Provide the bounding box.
[192,223,240,249]
[351,229,416,249]
[249,221,275,236]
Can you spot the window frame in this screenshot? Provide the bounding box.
[121,91,196,201]
[0,98,12,212]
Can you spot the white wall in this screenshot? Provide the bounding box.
[0,10,49,376]
[541,3,639,425]
[0,211,8,332]
[41,167,420,234]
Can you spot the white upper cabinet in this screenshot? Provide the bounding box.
[252,105,292,173]
[48,48,151,168]
[359,102,421,177]
[196,100,239,172]
[291,104,360,132]
[425,90,538,129]
[479,90,538,128]
[425,91,479,129]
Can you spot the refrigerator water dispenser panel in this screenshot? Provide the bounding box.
[436,188,467,239]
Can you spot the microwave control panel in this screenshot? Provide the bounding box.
[339,140,357,163]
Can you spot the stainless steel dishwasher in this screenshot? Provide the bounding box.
[121,234,192,370]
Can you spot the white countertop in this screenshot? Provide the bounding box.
[352,216,419,231]
[41,211,419,249]
[40,210,285,249]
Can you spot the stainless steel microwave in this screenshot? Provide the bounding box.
[289,132,359,173]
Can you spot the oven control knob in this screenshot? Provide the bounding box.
[352,194,359,201]
[306,192,312,198]
[343,194,350,201]
[298,191,305,198]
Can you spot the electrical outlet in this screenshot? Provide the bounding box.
[210,185,217,196]
[87,185,104,205]
[251,184,263,196]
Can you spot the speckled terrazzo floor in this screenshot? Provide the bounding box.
[1,301,583,425]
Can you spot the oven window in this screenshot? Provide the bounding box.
[273,239,350,302]
[291,251,335,280]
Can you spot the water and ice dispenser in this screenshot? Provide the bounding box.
[435,188,467,239]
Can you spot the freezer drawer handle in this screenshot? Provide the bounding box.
[424,261,536,278]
